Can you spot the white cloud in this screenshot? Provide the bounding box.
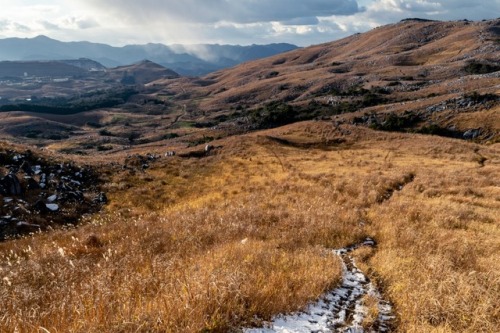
[0,0,498,47]
[60,17,99,30]
[401,1,442,12]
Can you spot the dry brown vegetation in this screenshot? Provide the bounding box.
[1,121,499,332]
[0,18,499,333]
[1,19,498,154]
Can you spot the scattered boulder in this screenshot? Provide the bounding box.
[205,144,214,152]
[47,194,58,202]
[33,165,42,175]
[0,148,107,240]
[463,128,481,140]
[39,173,47,189]
[1,174,23,196]
[45,204,59,212]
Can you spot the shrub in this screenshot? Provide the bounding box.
[250,102,297,129]
[98,129,114,136]
[464,61,500,75]
[96,145,113,151]
[370,112,421,132]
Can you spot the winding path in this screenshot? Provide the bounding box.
[244,238,394,333]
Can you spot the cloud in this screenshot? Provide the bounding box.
[61,17,99,30]
[40,21,61,31]
[68,0,362,46]
[0,0,499,48]
[13,23,32,33]
[79,0,362,24]
[280,17,320,26]
[0,19,9,31]
[366,0,500,19]
[0,20,33,33]
[402,1,442,12]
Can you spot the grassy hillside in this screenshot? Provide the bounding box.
[2,19,497,154]
[1,122,499,332]
[0,19,499,332]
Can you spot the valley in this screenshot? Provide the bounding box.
[0,18,499,332]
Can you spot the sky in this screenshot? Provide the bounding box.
[0,0,498,47]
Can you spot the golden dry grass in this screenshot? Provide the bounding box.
[1,122,499,332]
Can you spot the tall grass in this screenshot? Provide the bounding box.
[1,123,499,332]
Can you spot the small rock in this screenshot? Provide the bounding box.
[46,204,59,212]
[463,128,481,140]
[94,192,108,204]
[16,221,41,229]
[47,194,58,202]
[33,165,42,175]
[12,154,23,162]
[70,180,82,186]
[61,191,84,202]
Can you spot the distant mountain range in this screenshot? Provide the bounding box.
[0,35,298,76]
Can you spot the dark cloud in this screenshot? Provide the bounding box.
[280,17,320,26]
[82,0,361,24]
[75,18,99,29]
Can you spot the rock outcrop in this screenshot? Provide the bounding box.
[0,148,107,240]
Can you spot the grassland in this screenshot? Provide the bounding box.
[0,18,498,333]
[1,121,498,332]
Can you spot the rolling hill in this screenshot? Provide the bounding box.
[0,18,499,332]
[0,19,497,153]
[153,18,499,141]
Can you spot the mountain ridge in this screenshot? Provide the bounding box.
[150,18,499,141]
[0,35,298,76]
[0,18,498,147]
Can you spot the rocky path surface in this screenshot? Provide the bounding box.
[244,238,394,333]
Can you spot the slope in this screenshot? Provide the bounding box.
[154,18,499,142]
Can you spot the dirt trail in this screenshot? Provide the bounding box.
[168,104,187,128]
[244,238,394,333]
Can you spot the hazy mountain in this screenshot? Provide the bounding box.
[0,35,298,76]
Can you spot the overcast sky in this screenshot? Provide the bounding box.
[0,0,498,46]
